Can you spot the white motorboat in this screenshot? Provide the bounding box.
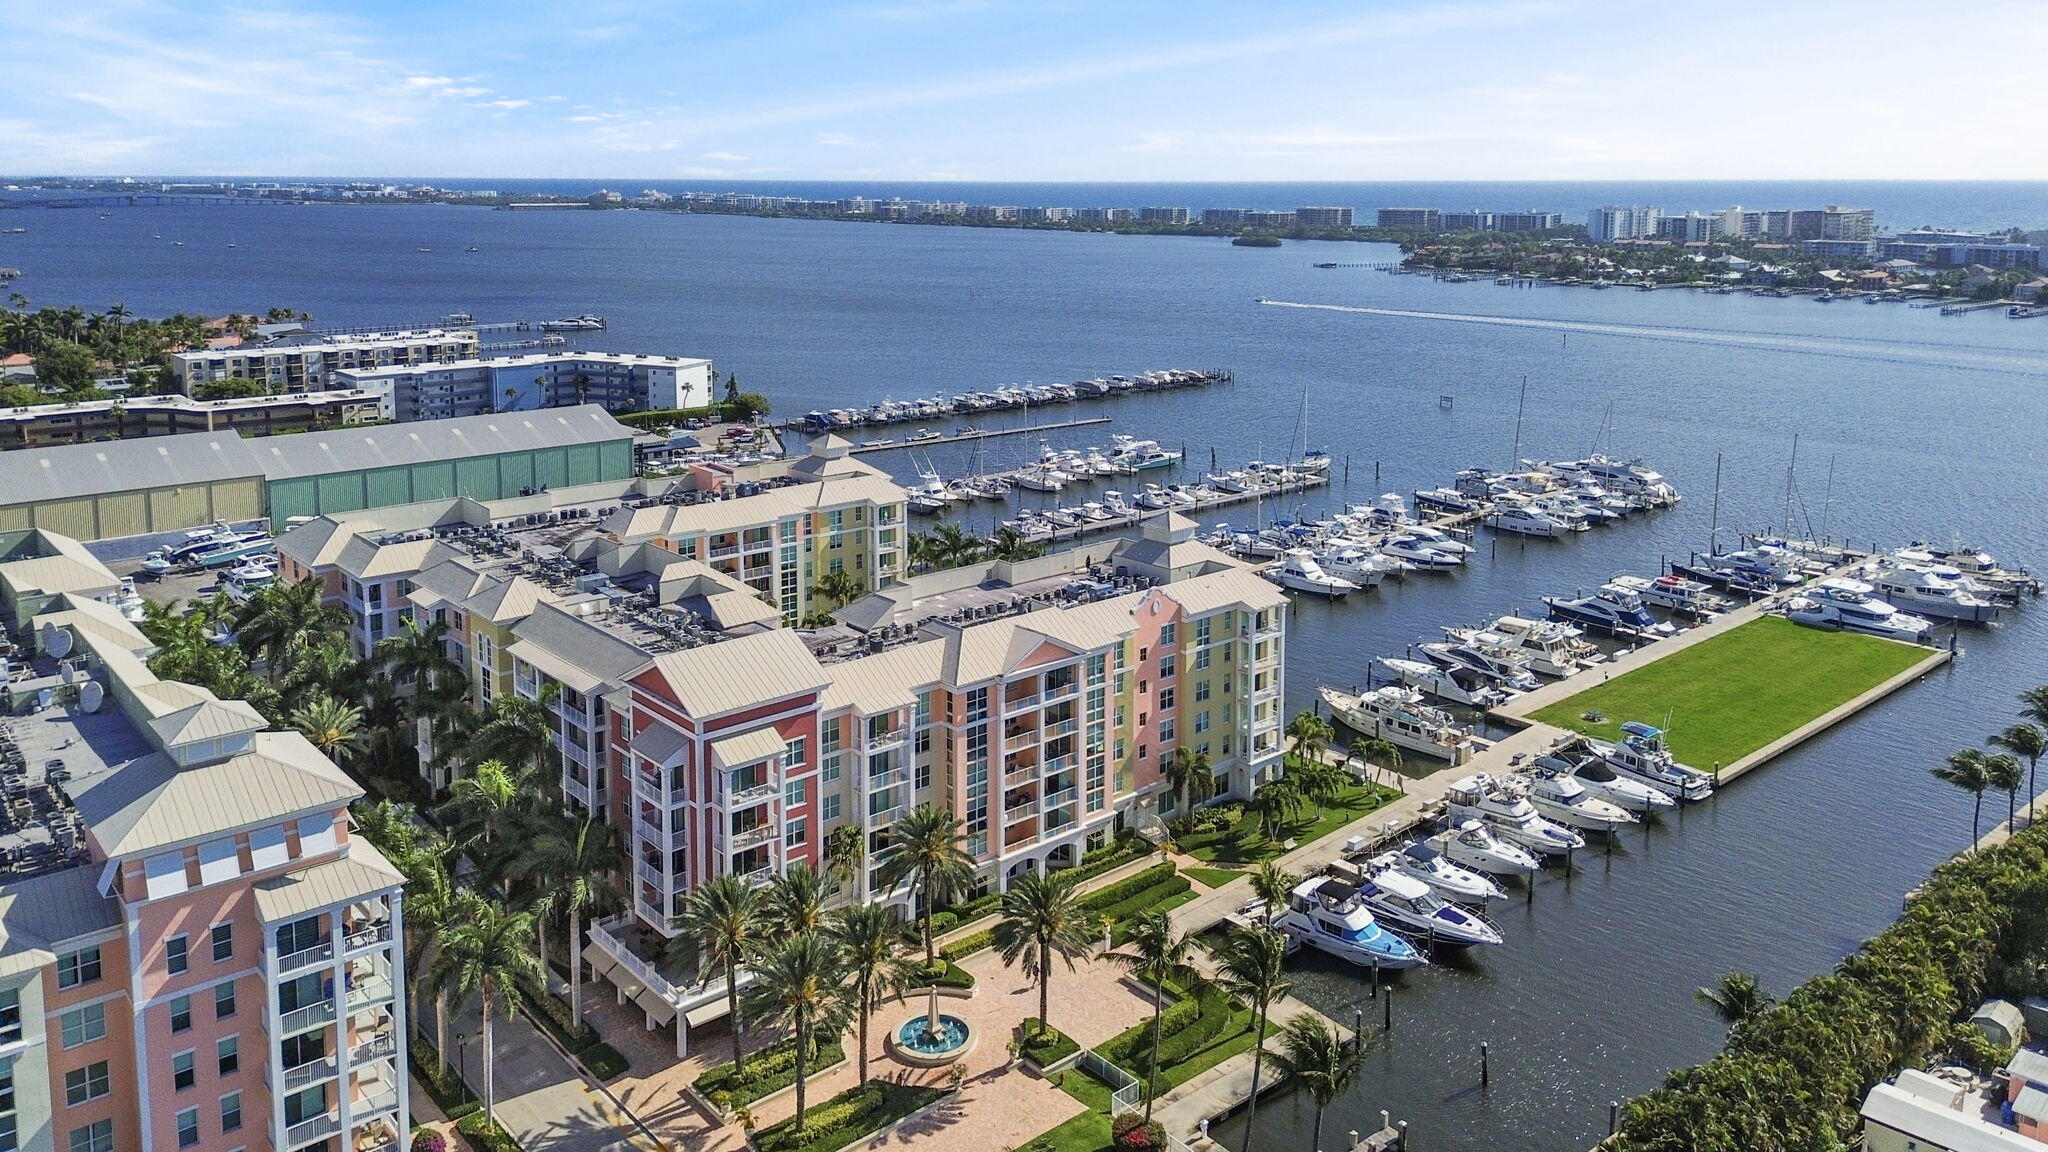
[1314,545,1391,589]
[1381,533,1465,570]
[1543,585,1677,640]
[1484,505,1572,538]
[1374,658,1510,708]
[1443,616,1600,678]
[1134,484,1179,510]
[189,530,274,570]
[1428,819,1540,877]
[909,492,948,514]
[1568,454,1681,506]
[1586,723,1714,801]
[1536,753,1675,814]
[1271,877,1427,969]
[1397,524,1475,555]
[1445,773,1585,855]
[1898,544,2040,598]
[1013,464,1068,492]
[1369,841,1505,904]
[1353,870,1503,947]
[1413,486,1480,515]
[1783,577,1933,641]
[1418,640,1541,693]
[1317,684,1484,761]
[1862,562,1999,623]
[1265,550,1358,598]
[1107,436,1182,473]
[221,558,277,603]
[1508,769,1637,834]
[1607,573,1730,620]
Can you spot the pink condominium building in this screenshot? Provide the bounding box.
[0,594,406,1152]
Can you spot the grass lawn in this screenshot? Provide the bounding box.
[1183,866,1244,889]
[1529,616,1932,770]
[1177,782,1398,866]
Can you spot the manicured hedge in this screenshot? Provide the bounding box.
[752,1082,948,1152]
[1020,1018,1080,1067]
[693,1033,847,1106]
[1082,870,1193,925]
[454,1111,522,1152]
[1078,863,1177,910]
[940,928,995,962]
[514,981,630,1080]
[910,959,976,991]
[408,1048,479,1120]
[1062,835,1158,884]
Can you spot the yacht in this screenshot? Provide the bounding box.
[1107,436,1182,473]
[1428,819,1540,877]
[1543,585,1676,641]
[221,558,278,603]
[1373,657,1511,708]
[1568,454,1681,506]
[1508,769,1636,834]
[1443,616,1599,678]
[1536,753,1676,814]
[1418,640,1541,693]
[1783,577,1933,641]
[1317,685,1484,761]
[1313,545,1392,589]
[189,530,274,570]
[1586,723,1714,802]
[1484,505,1573,538]
[1897,544,2040,598]
[1862,563,1999,623]
[1135,484,1179,510]
[1608,573,1730,620]
[1271,877,1427,969]
[1013,463,1068,493]
[1413,487,1480,515]
[1205,470,1252,494]
[541,315,606,331]
[1354,871,1503,947]
[1444,773,1586,855]
[1397,524,1475,556]
[906,428,942,443]
[1367,841,1506,904]
[1265,551,1358,598]
[1381,533,1465,570]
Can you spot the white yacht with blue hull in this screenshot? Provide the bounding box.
[1355,870,1504,948]
[1543,584,1677,641]
[1272,876,1428,970]
[1586,723,1715,802]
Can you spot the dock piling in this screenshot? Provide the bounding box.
[1609,1101,1620,1135]
[1481,1042,1490,1089]
[1383,985,1393,1032]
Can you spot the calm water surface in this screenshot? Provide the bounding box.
[6,201,2048,1150]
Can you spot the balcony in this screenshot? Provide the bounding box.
[285,1111,341,1149]
[351,1031,397,1065]
[345,968,395,1013]
[277,999,337,1036]
[344,923,393,954]
[1042,679,1081,704]
[281,1053,338,1093]
[731,822,778,851]
[591,916,687,1005]
[1003,799,1038,825]
[276,938,335,975]
[727,781,780,809]
[707,543,742,560]
[635,857,666,889]
[862,765,910,794]
[861,726,908,751]
[352,1087,401,1119]
[1002,692,1043,718]
[1043,718,1080,739]
[1043,787,1079,811]
[735,864,776,889]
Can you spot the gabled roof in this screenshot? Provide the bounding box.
[0,431,262,508]
[336,536,455,581]
[509,602,653,688]
[67,731,361,859]
[602,473,906,541]
[645,630,828,718]
[709,726,788,769]
[459,575,557,626]
[820,641,942,714]
[0,868,120,978]
[144,696,267,747]
[251,405,634,481]
[250,846,406,924]
[274,516,362,569]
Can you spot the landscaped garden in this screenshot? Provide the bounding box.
[1173,780,1398,867]
[750,1081,949,1152]
[693,1033,848,1109]
[1529,615,1933,770]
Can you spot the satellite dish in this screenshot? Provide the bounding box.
[39,623,73,659]
[78,681,104,713]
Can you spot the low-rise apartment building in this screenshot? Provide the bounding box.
[1376,207,1441,231]
[0,389,387,450]
[1294,206,1354,229]
[170,328,477,395]
[0,593,408,1152]
[331,351,715,423]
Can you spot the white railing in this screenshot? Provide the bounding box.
[346,971,394,1012]
[283,1110,340,1148]
[862,726,908,749]
[592,917,686,1003]
[1003,692,1042,717]
[275,939,335,975]
[352,1088,400,1118]
[344,923,392,953]
[351,1031,397,1064]
[277,1000,336,1035]
[281,1053,337,1093]
[732,823,778,850]
[1078,1049,1142,1115]
[728,781,779,808]
[1043,788,1079,810]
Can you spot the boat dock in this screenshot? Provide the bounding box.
[845,416,1111,454]
[984,473,1331,542]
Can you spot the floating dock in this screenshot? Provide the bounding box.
[846,417,1110,454]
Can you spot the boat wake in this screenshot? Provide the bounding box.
[1258,300,2048,379]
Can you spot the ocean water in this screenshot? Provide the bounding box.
[4,197,2048,1149]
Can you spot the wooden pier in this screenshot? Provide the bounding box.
[967,473,1331,542]
[845,416,1111,455]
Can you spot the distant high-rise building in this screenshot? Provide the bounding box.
[1294,206,1354,229]
[1441,210,1495,232]
[1657,212,1723,243]
[1244,210,1295,230]
[1491,211,1562,232]
[1375,207,1441,231]
[1138,206,1191,225]
[1587,205,1661,243]
[1201,208,1249,225]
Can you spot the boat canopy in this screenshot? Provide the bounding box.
[1372,871,1433,901]
[1620,721,1662,739]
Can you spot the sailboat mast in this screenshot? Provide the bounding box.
[1818,454,1836,543]
[1781,434,1800,539]
[1509,374,1528,471]
[1709,452,1723,546]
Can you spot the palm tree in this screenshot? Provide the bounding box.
[290,693,364,765]
[992,869,1097,1036]
[351,798,423,861]
[437,759,540,860]
[989,525,1045,562]
[764,864,832,942]
[746,933,851,1135]
[1989,722,2045,826]
[1247,862,1295,927]
[374,615,462,695]
[398,845,461,1059]
[463,691,557,777]
[810,569,866,612]
[1105,912,1194,1118]
[1986,753,2025,833]
[1287,756,1345,819]
[877,804,976,967]
[1348,736,1403,790]
[823,823,866,898]
[428,896,543,1126]
[1248,777,1305,842]
[1267,1012,1365,1152]
[1164,746,1216,819]
[669,874,763,1076]
[106,302,130,365]
[827,905,915,1086]
[1694,970,1773,1026]
[1213,927,1292,1152]
[510,815,618,1029]
[1931,747,1994,846]
[1284,710,1334,765]
[926,522,983,568]
[235,579,341,682]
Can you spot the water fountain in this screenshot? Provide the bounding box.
[886,985,975,1067]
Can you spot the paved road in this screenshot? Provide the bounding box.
[442,992,658,1152]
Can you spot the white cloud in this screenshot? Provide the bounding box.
[472,99,531,109]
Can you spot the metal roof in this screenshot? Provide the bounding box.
[709,726,788,770]
[646,630,828,719]
[250,846,406,925]
[1860,1082,2037,1151]
[602,473,906,541]
[252,405,635,481]
[0,867,120,978]
[819,642,942,714]
[509,602,653,686]
[0,431,263,507]
[67,731,362,859]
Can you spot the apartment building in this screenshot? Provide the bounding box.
[0,390,386,450]
[1657,212,1723,243]
[1492,211,1563,232]
[331,351,715,423]
[1075,208,1130,223]
[1587,205,1661,243]
[1137,207,1191,225]
[0,594,407,1152]
[1293,206,1354,229]
[1788,205,1875,242]
[1375,208,1441,231]
[1440,211,1494,232]
[170,329,477,394]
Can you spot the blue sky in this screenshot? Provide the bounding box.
[3,0,2045,180]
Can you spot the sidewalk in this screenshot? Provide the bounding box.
[442,992,659,1152]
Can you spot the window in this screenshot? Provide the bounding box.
[1160,687,1176,711]
[784,818,807,848]
[176,1107,198,1148]
[915,763,931,791]
[784,780,804,808]
[57,947,102,989]
[211,923,234,962]
[217,1035,239,1075]
[781,737,807,771]
[821,755,841,784]
[1195,711,1211,734]
[167,935,189,976]
[219,1091,242,1133]
[1159,623,1177,648]
[68,1120,113,1152]
[213,981,236,1019]
[1195,680,1211,701]
[275,916,325,957]
[169,995,192,1033]
[60,1004,106,1049]
[0,1068,15,1152]
[821,794,840,822]
[64,1060,110,1105]
[0,989,19,1044]
[172,1050,195,1090]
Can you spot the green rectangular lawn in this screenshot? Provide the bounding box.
[1528,616,1932,771]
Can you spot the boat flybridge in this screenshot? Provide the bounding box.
[1265,550,1359,598]
[1317,684,1485,761]
[1418,639,1541,693]
[1272,876,1427,970]
[1543,584,1677,641]
[1607,573,1730,620]
[1861,561,2000,623]
[1445,773,1585,855]
[1533,752,1676,814]
[1508,768,1637,834]
[1783,576,1933,641]
[1427,819,1540,876]
[1373,657,1512,708]
[1354,869,1503,947]
[1443,616,1600,678]
[1367,841,1506,904]
[1484,504,1574,538]
[1585,723,1714,802]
